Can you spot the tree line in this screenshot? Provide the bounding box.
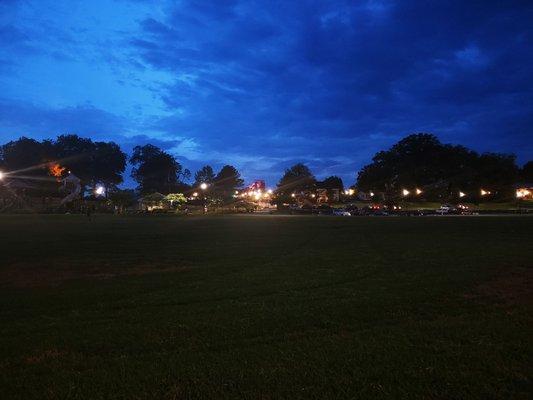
[0,133,531,202]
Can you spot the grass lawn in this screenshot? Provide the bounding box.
[0,214,531,399]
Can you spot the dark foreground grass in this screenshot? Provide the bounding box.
[0,214,531,399]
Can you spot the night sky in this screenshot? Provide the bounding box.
[0,0,531,186]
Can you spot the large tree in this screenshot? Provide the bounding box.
[0,137,57,195]
[276,163,315,201]
[53,134,95,183]
[130,144,186,194]
[520,161,533,182]
[52,134,127,192]
[319,176,344,191]
[0,137,54,172]
[357,133,519,200]
[194,165,216,188]
[214,165,244,199]
[91,141,127,189]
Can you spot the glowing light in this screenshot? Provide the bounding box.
[95,185,105,196]
[369,191,374,197]
[48,163,66,181]
[235,190,239,195]
[0,171,4,180]
[459,191,466,198]
[311,194,316,198]
[267,189,273,194]
[402,189,410,196]
[416,188,422,195]
[291,193,296,198]
[480,189,490,196]
[516,189,531,198]
[192,192,198,197]
[200,182,208,190]
[254,194,261,200]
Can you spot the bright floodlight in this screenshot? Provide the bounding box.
[402,189,410,196]
[516,189,530,198]
[0,171,4,180]
[459,191,466,198]
[369,191,374,197]
[200,182,208,190]
[480,189,490,196]
[95,185,105,196]
[416,188,422,195]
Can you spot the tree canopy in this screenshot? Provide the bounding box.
[130,144,187,194]
[319,176,344,191]
[0,135,126,195]
[194,165,216,188]
[276,163,316,201]
[357,133,520,200]
[214,165,244,199]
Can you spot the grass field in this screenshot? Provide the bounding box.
[0,214,532,399]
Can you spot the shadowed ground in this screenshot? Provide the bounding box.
[0,214,531,399]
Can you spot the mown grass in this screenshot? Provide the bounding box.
[0,214,531,399]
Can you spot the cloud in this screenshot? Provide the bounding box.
[0,0,531,187]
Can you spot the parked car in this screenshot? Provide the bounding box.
[333,208,351,216]
[456,204,473,215]
[316,204,333,215]
[436,204,456,214]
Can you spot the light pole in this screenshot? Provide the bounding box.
[200,182,208,213]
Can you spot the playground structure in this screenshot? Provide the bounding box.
[60,173,81,205]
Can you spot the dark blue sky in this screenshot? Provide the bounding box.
[0,0,531,186]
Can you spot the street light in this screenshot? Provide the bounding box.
[95,185,105,196]
[415,188,422,195]
[369,191,374,197]
[200,182,208,190]
[480,189,490,196]
[459,191,466,198]
[0,171,4,180]
[402,189,410,196]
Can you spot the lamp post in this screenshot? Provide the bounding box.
[200,182,208,213]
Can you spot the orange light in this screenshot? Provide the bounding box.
[48,163,66,181]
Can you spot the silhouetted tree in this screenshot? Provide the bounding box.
[276,163,315,202]
[357,133,518,200]
[320,176,344,190]
[194,165,215,188]
[214,165,244,200]
[91,141,127,189]
[520,161,533,182]
[53,134,95,183]
[130,144,185,194]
